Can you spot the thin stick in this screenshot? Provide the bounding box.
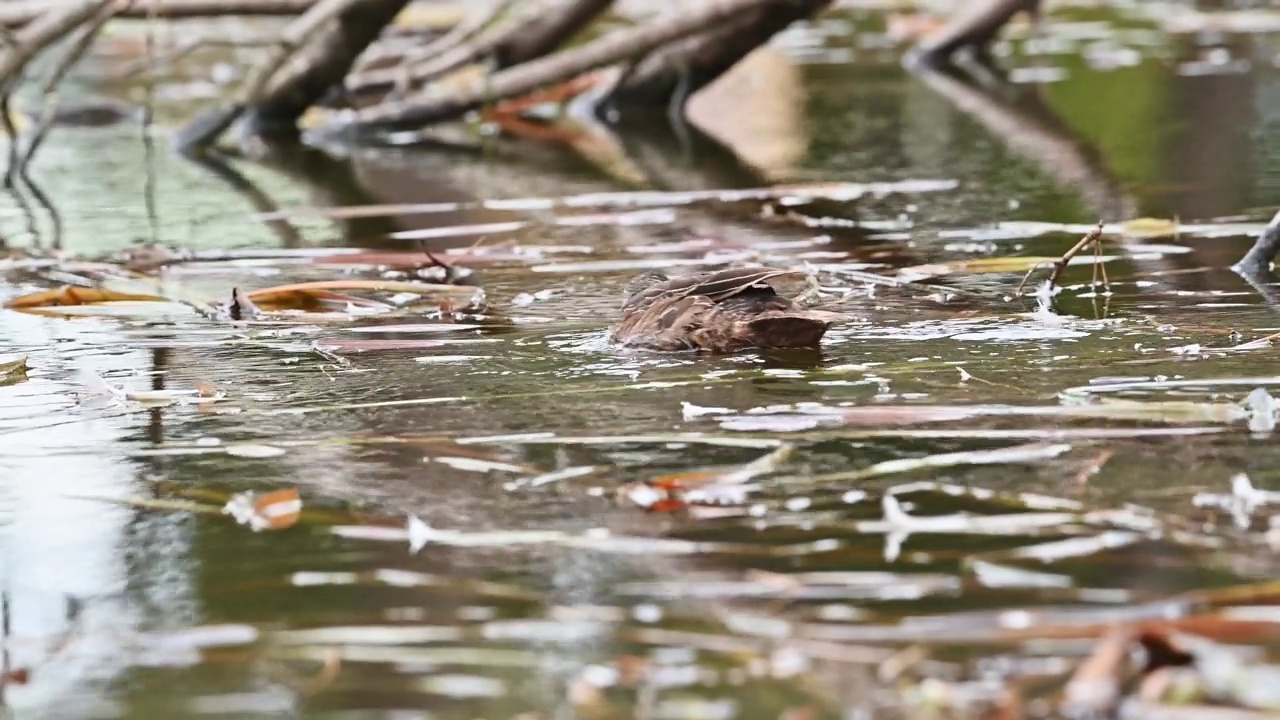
[348,0,607,98]
[1093,231,1109,291]
[1015,221,1105,296]
[0,88,40,246]
[140,0,159,244]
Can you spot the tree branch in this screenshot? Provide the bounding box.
[174,0,407,151]
[322,0,797,139]
[11,0,117,185]
[609,0,830,111]
[908,0,1040,68]
[0,0,314,28]
[347,0,612,97]
[0,0,113,85]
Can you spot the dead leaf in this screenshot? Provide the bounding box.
[3,285,164,309]
[242,280,480,309]
[1123,217,1179,238]
[223,488,302,531]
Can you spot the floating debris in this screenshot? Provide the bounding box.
[223,488,302,531]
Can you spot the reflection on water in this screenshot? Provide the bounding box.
[5,5,1280,718]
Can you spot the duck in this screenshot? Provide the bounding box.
[610,267,850,352]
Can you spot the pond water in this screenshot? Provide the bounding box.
[4,4,1280,718]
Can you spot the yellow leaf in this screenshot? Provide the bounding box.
[897,256,1063,281]
[1122,217,1178,238]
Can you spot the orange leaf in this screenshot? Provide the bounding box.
[483,73,604,119]
[223,488,301,531]
[254,488,302,531]
[4,285,164,309]
[648,470,721,491]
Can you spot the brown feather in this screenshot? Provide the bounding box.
[611,266,851,353]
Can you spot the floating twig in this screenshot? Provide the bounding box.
[1015,220,1108,296]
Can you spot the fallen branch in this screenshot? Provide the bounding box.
[0,0,313,28]
[177,0,411,150]
[174,0,363,150]
[347,0,612,97]
[609,0,831,111]
[352,0,519,83]
[322,0,796,139]
[0,0,113,86]
[908,0,1039,67]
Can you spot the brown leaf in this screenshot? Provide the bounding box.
[254,488,301,530]
[223,488,302,531]
[3,285,164,309]
[242,280,476,308]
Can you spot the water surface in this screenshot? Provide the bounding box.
[3,5,1280,718]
